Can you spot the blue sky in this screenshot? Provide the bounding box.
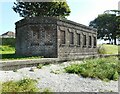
[0,0,119,35]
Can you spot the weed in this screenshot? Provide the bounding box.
[37,64,43,69]
[65,57,119,81]
[2,78,39,92]
[2,78,52,93]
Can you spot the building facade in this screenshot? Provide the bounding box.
[15,17,97,59]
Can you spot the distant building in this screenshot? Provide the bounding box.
[1,31,15,38]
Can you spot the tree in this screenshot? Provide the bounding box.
[13,1,71,18]
[89,13,119,45]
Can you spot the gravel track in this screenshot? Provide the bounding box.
[0,61,118,92]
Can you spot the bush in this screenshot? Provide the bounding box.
[65,57,119,81]
[1,38,15,47]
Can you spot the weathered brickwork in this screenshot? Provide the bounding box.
[15,17,97,59]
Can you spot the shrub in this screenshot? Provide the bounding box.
[2,78,39,92]
[2,78,52,93]
[65,57,119,81]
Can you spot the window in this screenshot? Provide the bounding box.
[89,36,92,47]
[45,30,53,45]
[31,26,40,46]
[33,31,39,39]
[93,37,96,47]
[31,30,39,46]
[60,30,65,44]
[69,32,74,45]
[77,33,80,46]
[83,35,86,47]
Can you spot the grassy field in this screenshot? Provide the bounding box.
[0,45,42,60]
[0,45,15,54]
[65,57,119,81]
[97,44,118,54]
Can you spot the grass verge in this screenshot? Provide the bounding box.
[65,57,119,81]
[98,44,118,54]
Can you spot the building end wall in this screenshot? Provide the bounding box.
[15,17,58,57]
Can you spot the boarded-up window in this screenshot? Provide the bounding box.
[77,33,80,45]
[60,31,65,44]
[31,26,40,46]
[83,35,86,47]
[70,32,74,44]
[44,26,53,45]
[45,30,53,45]
[89,36,92,47]
[94,37,96,47]
[33,31,39,40]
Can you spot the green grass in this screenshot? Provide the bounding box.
[2,78,52,93]
[0,45,15,54]
[0,45,42,60]
[65,57,119,81]
[98,44,118,54]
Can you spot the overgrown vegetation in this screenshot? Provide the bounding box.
[97,44,118,54]
[2,78,39,92]
[65,57,119,81]
[2,78,52,93]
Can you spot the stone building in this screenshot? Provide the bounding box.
[15,17,97,59]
